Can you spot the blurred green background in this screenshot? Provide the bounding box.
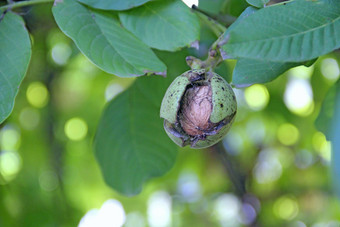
[1,0,340,226]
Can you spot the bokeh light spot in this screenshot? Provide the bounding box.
[79,199,126,227]
[39,170,59,191]
[273,196,299,220]
[254,149,282,183]
[321,58,340,82]
[312,132,331,162]
[284,77,314,116]
[0,126,21,151]
[19,107,40,130]
[26,82,49,108]
[64,118,88,141]
[51,43,72,65]
[213,194,241,226]
[0,150,22,183]
[244,84,269,111]
[148,191,172,227]
[277,123,299,146]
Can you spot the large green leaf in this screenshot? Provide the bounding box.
[0,12,31,124]
[119,1,200,51]
[228,7,296,87]
[232,59,298,87]
[78,0,151,10]
[52,0,166,78]
[94,50,190,195]
[221,0,340,62]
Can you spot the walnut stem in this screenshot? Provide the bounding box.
[210,141,246,197]
[210,141,260,227]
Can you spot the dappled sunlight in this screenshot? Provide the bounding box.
[26,82,49,108]
[284,77,314,116]
[177,171,202,203]
[64,117,88,141]
[321,58,340,82]
[277,123,300,146]
[254,148,282,184]
[79,199,126,227]
[273,196,299,220]
[213,194,241,226]
[0,150,22,184]
[312,132,331,163]
[39,170,59,192]
[0,125,21,151]
[147,191,172,227]
[19,107,40,130]
[51,43,72,66]
[244,84,270,111]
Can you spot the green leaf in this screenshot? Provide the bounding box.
[52,0,166,78]
[319,81,340,197]
[225,6,257,35]
[94,77,177,196]
[246,0,269,8]
[0,12,31,124]
[232,59,298,87]
[77,0,152,10]
[119,1,200,51]
[221,0,340,62]
[333,117,340,198]
[94,50,190,195]
[315,81,339,139]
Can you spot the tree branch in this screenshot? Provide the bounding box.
[0,0,53,11]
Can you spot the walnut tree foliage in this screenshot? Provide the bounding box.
[1,0,340,202]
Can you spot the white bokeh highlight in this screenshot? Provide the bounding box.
[79,199,126,227]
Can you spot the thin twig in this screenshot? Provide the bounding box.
[191,5,227,36]
[0,0,53,11]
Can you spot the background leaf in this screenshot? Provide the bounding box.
[119,1,200,51]
[330,81,340,197]
[315,81,338,140]
[232,59,298,87]
[77,0,152,10]
[53,0,166,77]
[94,50,190,195]
[0,12,31,124]
[221,0,340,62]
[246,0,269,8]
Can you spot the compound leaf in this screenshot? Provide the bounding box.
[53,0,166,78]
